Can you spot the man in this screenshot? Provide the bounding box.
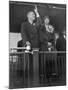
[21,5,41,76]
[21,5,41,49]
[56,29,66,52]
[56,28,66,80]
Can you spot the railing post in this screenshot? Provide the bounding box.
[23,52,30,86]
[33,48,39,84]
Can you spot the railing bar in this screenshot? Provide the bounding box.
[9,51,66,56]
[39,51,66,53]
[44,52,46,78]
[10,47,26,50]
[11,55,14,86]
[51,54,53,74]
[23,53,25,85]
[9,52,33,55]
[27,54,30,86]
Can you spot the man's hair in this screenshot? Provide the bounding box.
[27,11,35,17]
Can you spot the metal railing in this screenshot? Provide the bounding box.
[9,47,66,86]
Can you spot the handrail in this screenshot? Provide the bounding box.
[9,51,66,55]
[10,47,26,50]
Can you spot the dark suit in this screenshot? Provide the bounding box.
[56,36,66,52]
[56,35,66,80]
[21,18,41,48]
[21,18,41,76]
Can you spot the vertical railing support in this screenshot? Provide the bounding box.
[33,48,39,84]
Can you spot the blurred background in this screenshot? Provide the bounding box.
[9,1,66,48]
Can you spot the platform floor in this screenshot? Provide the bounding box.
[9,66,66,89]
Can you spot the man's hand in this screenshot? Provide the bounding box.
[48,42,52,46]
[25,41,31,51]
[34,5,38,13]
[34,5,40,17]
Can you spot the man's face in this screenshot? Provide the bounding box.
[44,18,49,25]
[55,33,59,40]
[62,30,66,39]
[27,12,35,21]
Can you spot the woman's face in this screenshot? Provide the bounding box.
[44,18,49,25]
[49,25,54,33]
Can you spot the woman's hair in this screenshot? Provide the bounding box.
[43,15,49,21]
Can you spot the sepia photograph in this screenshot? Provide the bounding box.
[9,1,66,89]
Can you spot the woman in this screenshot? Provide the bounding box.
[39,16,56,81]
[39,16,55,51]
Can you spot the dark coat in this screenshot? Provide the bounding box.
[17,39,23,52]
[21,17,41,48]
[56,35,66,78]
[39,25,55,51]
[56,36,66,51]
[56,35,66,56]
